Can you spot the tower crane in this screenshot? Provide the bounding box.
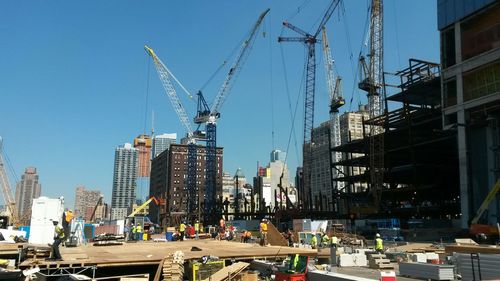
[194,9,269,225]
[0,137,17,227]
[278,0,341,211]
[358,0,385,209]
[321,27,345,211]
[144,46,201,221]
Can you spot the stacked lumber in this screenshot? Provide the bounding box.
[162,251,185,281]
[202,262,249,281]
[367,253,393,269]
[24,245,51,260]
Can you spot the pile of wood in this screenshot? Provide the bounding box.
[367,253,393,269]
[161,251,185,281]
[24,245,51,260]
[202,262,250,281]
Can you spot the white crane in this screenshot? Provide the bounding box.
[321,27,345,210]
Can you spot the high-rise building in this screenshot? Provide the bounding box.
[134,134,152,177]
[309,121,333,210]
[438,0,500,228]
[270,150,286,162]
[111,143,138,220]
[149,143,223,227]
[152,133,177,159]
[15,167,41,219]
[74,186,103,220]
[338,105,370,193]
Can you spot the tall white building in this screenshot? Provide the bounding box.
[310,121,333,209]
[15,167,41,219]
[152,133,177,159]
[111,143,138,220]
[339,105,370,193]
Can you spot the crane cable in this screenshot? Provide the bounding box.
[267,14,276,151]
[345,0,371,112]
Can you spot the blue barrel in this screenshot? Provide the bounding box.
[166,232,173,241]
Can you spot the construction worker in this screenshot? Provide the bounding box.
[310,232,318,249]
[194,220,200,240]
[135,224,143,241]
[131,224,137,241]
[179,221,186,241]
[48,221,64,261]
[289,254,301,272]
[259,219,268,246]
[62,209,74,244]
[321,232,330,247]
[330,234,338,248]
[375,233,384,253]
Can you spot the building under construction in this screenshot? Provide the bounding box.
[332,59,460,221]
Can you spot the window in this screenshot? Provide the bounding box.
[463,61,500,101]
[443,78,457,107]
[441,27,456,68]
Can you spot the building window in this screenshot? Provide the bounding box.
[443,78,457,107]
[463,61,500,102]
[461,5,500,61]
[441,27,456,69]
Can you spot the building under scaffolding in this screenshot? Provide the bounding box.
[332,59,460,220]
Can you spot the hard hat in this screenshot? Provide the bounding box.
[376,233,380,238]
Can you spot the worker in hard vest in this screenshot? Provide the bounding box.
[131,224,137,241]
[375,233,384,253]
[62,209,74,244]
[179,221,186,241]
[135,224,143,241]
[48,221,64,261]
[259,219,268,246]
[321,232,330,248]
[330,234,338,248]
[194,220,200,240]
[310,233,318,249]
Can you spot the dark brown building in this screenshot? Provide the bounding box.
[149,143,223,227]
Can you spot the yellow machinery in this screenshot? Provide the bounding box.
[470,180,500,237]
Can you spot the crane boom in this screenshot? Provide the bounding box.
[145,46,195,140]
[209,8,270,118]
[0,138,17,225]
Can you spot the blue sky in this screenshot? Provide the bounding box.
[0,1,439,209]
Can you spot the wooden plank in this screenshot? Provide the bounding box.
[445,244,500,254]
[153,258,165,281]
[266,222,288,247]
[202,262,249,281]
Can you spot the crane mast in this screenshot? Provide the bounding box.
[321,27,345,211]
[145,46,200,220]
[194,9,269,225]
[278,0,341,211]
[358,0,385,208]
[0,138,17,226]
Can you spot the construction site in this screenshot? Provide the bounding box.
[1,0,500,280]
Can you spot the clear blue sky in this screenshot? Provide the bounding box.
[0,1,439,209]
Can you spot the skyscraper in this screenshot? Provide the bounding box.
[15,167,41,219]
[152,133,177,159]
[74,186,103,220]
[310,121,333,210]
[270,150,286,162]
[134,134,152,177]
[111,143,138,220]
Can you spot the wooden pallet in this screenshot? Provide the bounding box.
[162,251,185,281]
[368,254,394,269]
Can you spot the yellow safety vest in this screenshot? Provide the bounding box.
[55,225,65,239]
[260,223,267,232]
[136,225,142,233]
[311,235,317,246]
[194,223,199,232]
[331,236,338,244]
[179,223,186,232]
[375,238,383,250]
[132,226,136,233]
